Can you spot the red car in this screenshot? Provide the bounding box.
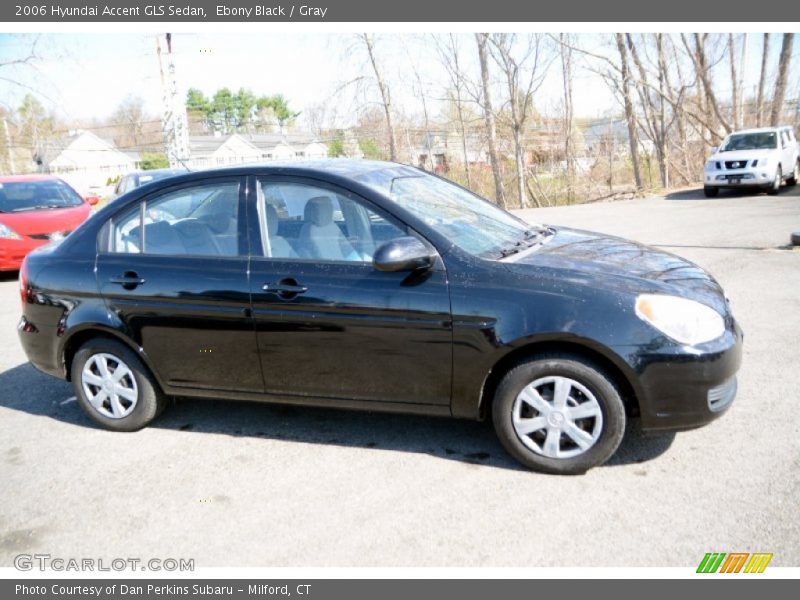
[0,175,96,271]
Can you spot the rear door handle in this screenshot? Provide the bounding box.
[109,272,146,289]
[262,283,308,294]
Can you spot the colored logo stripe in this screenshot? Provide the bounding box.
[697,552,773,573]
[744,553,773,573]
[697,553,726,573]
[719,553,749,573]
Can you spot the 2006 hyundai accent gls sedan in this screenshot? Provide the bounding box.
[18,160,742,474]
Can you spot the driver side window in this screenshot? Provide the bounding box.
[258,180,405,262]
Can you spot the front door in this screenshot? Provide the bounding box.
[95,176,263,393]
[248,176,453,407]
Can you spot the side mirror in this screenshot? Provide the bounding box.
[373,236,435,272]
[710,146,718,155]
[84,195,100,206]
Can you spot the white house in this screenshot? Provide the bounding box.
[37,130,136,194]
[241,133,328,160]
[186,134,262,170]
[186,133,329,169]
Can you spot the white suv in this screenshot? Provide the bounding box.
[703,126,799,197]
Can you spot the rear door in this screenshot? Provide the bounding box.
[248,176,453,407]
[95,176,263,393]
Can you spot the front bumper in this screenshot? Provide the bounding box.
[704,169,773,188]
[633,322,743,432]
[0,238,47,271]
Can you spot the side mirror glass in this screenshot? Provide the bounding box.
[373,236,434,272]
[710,146,718,155]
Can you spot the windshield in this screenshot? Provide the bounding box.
[718,132,777,152]
[356,166,544,258]
[0,180,84,213]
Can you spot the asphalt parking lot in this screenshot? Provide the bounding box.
[1,185,798,568]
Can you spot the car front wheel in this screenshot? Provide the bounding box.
[71,338,166,431]
[767,166,782,195]
[703,186,719,197]
[492,354,626,474]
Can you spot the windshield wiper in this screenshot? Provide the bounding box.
[497,228,554,258]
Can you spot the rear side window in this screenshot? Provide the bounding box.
[110,181,242,256]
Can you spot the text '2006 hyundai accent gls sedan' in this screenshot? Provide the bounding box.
[18,161,742,474]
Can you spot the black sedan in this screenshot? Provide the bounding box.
[17,160,742,474]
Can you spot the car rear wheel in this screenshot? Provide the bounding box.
[767,166,782,195]
[492,354,626,475]
[71,338,166,431]
[703,186,719,198]
[787,161,799,186]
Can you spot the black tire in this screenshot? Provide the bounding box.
[787,161,798,186]
[703,186,719,197]
[71,337,166,431]
[767,166,782,195]
[492,354,626,475]
[791,231,800,246]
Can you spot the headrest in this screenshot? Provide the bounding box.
[266,204,279,236]
[304,196,334,227]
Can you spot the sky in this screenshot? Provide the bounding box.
[0,32,796,130]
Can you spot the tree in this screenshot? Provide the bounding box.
[476,33,506,208]
[560,33,576,197]
[770,33,795,126]
[489,33,549,208]
[111,95,146,147]
[728,34,740,130]
[257,94,300,131]
[433,34,474,187]
[756,34,770,127]
[614,34,644,191]
[139,152,170,170]
[356,34,398,161]
[186,88,300,134]
[16,93,55,167]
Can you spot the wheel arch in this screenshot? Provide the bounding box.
[477,339,641,421]
[61,325,163,392]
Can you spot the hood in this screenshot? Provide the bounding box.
[503,227,728,312]
[709,148,774,162]
[0,203,91,237]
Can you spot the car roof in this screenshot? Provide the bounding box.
[726,126,794,135]
[131,168,188,176]
[0,174,62,183]
[140,159,416,185]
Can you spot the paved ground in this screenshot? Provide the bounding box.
[1,186,798,568]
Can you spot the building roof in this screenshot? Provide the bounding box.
[240,132,321,150]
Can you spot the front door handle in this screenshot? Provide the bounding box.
[262,278,307,299]
[109,272,146,290]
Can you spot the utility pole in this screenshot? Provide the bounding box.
[2,118,16,174]
[156,33,190,168]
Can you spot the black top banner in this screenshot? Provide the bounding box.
[3,0,797,22]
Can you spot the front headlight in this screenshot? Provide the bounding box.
[0,223,22,240]
[704,161,717,171]
[755,157,769,167]
[635,294,725,345]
